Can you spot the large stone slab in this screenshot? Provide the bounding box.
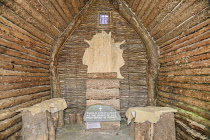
[87,72,117,79]
[86,99,120,110]
[86,79,120,89]
[83,105,121,122]
[86,89,120,100]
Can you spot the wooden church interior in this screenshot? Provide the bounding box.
[0,0,209,139]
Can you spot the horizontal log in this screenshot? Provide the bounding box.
[0,62,49,73]
[175,120,200,140]
[0,91,50,110]
[158,91,210,114]
[160,59,210,72]
[158,81,210,92]
[0,121,22,140]
[160,31,210,58]
[160,41,210,64]
[0,54,49,69]
[159,67,209,77]
[0,81,50,91]
[0,114,22,131]
[0,76,50,83]
[0,17,52,50]
[6,130,21,140]
[158,75,210,84]
[160,24,210,53]
[0,95,50,114]
[0,111,18,122]
[158,86,210,102]
[86,99,120,110]
[0,41,50,65]
[0,68,50,77]
[160,52,210,67]
[1,5,54,45]
[0,85,50,99]
[0,29,50,57]
[157,96,210,127]
[175,114,209,136]
[158,10,210,47]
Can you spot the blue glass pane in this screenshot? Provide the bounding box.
[100,14,109,24]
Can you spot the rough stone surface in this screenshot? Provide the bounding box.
[56,121,132,140]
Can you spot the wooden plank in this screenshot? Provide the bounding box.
[2,0,58,40]
[158,86,210,102]
[0,76,50,84]
[29,0,64,32]
[160,58,210,72]
[71,0,80,14]
[158,81,210,92]
[0,54,49,69]
[39,0,68,29]
[0,68,50,77]
[158,75,210,84]
[160,52,210,67]
[160,30,210,57]
[0,35,50,61]
[157,8,210,46]
[57,0,73,20]
[0,91,50,110]
[0,81,50,91]
[0,85,50,99]
[0,121,22,140]
[0,45,50,66]
[147,0,180,32]
[0,29,50,56]
[0,114,22,132]
[144,0,168,27]
[160,43,210,64]
[1,6,54,45]
[154,1,209,41]
[50,0,70,23]
[13,0,60,38]
[158,91,210,111]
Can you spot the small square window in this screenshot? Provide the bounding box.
[98,11,112,27]
[100,14,109,24]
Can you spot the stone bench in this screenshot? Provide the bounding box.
[126,106,177,140]
[18,98,67,140]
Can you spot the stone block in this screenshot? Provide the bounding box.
[86,88,120,100]
[86,79,120,89]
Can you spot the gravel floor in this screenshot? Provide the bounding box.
[56,121,133,140]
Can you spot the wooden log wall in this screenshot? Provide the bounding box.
[0,0,88,139]
[58,0,148,119]
[124,0,210,139]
